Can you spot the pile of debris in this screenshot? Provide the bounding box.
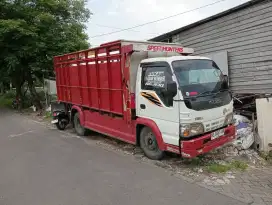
[233,114,255,150]
[216,114,266,165]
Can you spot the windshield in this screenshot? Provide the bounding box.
[172,59,224,97]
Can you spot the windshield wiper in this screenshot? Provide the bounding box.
[196,90,214,97]
[211,89,229,96]
[189,89,229,99]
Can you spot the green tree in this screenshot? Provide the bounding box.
[0,0,91,109]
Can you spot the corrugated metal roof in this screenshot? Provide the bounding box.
[150,0,266,42]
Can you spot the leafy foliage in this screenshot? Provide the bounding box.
[0,0,91,109]
[0,91,15,108]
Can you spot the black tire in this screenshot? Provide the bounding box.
[73,113,87,136]
[56,120,66,130]
[140,127,164,160]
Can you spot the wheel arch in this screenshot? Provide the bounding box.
[71,105,84,126]
[136,117,166,151]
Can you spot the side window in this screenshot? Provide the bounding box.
[141,66,173,107]
[142,66,170,90]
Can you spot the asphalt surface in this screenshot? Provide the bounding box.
[0,109,246,205]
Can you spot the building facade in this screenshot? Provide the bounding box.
[151,0,272,94]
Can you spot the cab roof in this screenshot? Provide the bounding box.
[141,56,211,64]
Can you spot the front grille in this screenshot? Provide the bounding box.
[205,119,225,132]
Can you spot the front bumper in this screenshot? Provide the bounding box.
[180,125,236,158]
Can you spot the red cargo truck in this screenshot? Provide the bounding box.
[52,40,235,160]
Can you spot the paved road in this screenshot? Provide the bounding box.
[0,109,246,205]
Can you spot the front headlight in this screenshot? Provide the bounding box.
[180,123,204,137]
[224,113,233,125]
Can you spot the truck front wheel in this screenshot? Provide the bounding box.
[73,113,87,136]
[140,127,164,160]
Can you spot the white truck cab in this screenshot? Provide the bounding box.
[135,55,234,158]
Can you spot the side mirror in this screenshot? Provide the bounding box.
[166,81,177,97]
[161,81,177,107]
[222,75,229,89]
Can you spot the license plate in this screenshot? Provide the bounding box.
[211,129,225,140]
[51,119,58,124]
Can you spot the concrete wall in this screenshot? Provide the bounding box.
[44,79,57,95]
[171,0,272,94]
[256,98,272,152]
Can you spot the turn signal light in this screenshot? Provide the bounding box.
[183,130,190,137]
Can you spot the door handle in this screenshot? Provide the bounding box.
[140,104,146,109]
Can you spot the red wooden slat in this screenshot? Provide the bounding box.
[55,41,124,116]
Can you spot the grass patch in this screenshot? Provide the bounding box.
[230,160,248,171]
[0,90,45,109]
[259,151,272,164]
[0,92,15,108]
[207,163,231,173]
[0,97,13,108]
[206,160,248,173]
[45,111,52,119]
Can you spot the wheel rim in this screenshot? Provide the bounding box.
[74,116,82,132]
[144,132,157,151]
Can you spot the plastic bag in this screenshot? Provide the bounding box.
[234,115,250,126]
[233,115,254,150]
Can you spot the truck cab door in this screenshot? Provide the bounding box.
[136,62,180,147]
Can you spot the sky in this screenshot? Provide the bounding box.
[86,0,250,46]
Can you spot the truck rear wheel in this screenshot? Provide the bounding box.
[140,127,164,160]
[74,113,87,136]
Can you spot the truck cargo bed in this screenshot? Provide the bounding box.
[54,42,125,115]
